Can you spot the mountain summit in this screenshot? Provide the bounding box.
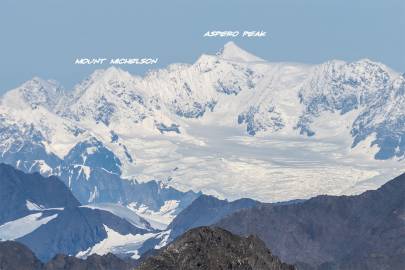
[1,77,65,111]
[217,41,265,62]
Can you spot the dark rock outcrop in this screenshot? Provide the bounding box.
[0,241,134,270]
[44,253,134,270]
[137,226,295,270]
[0,241,43,270]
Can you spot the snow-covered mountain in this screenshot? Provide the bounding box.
[1,41,404,203]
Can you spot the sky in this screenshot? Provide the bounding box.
[0,0,404,93]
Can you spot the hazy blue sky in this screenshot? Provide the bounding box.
[0,0,404,93]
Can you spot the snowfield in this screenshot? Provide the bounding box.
[76,225,156,259]
[122,117,403,202]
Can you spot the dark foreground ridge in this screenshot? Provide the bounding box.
[217,172,405,270]
[0,241,42,270]
[137,226,295,270]
[0,228,294,270]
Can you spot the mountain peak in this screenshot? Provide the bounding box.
[92,66,132,81]
[1,77,64,110]
[217,41,264,62]
[70,66,134,100]
[104,65,126,75]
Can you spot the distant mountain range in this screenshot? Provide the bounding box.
[0,42,404,204]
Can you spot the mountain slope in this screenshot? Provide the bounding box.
[0,163,79,224]
[217,173,405,270]
[137,227,295,270]
[17,207,152,262]
[167,195,259,240]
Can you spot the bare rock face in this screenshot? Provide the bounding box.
[137,226,295,270]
